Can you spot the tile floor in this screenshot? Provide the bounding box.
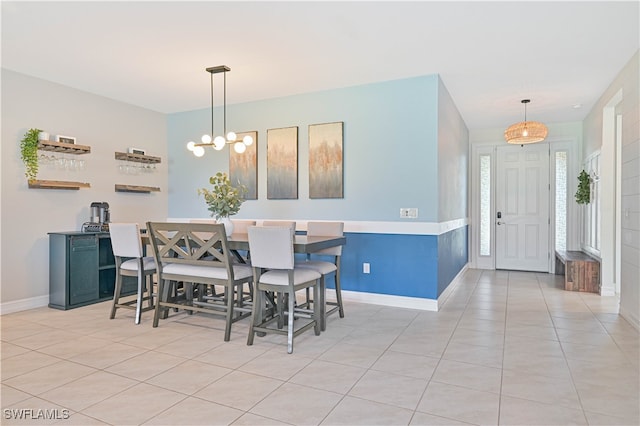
[1,269,639,425]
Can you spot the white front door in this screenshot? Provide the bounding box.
[496,144,550,272]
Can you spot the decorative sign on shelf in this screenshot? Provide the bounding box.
[128,147,146,155]
[55,135,76,144]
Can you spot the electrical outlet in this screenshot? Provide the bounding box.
[400,208,418,218]
[363,263,370,274]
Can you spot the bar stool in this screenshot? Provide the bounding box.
[262,220,296,231]
[296,221,345,330]
[247,226,321,353]
[109,223,156,324]
[230,219,256,234]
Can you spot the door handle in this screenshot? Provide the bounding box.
[497,221,503,225]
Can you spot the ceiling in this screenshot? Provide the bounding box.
[2,1,638,131]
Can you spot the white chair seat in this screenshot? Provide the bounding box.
[259,268,320,286]
[295,260,337,275]
[162,263,252,280]
[121,257,156,272]
[109,222,156,325]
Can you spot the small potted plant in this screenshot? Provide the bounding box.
[198,172,247,235]
[20,128,42,181]
[575,170,591,204]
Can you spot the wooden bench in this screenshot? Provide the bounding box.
[555,250,600,293]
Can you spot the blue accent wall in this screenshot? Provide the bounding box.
[340,232,439,299]
[299,227,467,300]
[438,226,468,297]
[334,227,467,300]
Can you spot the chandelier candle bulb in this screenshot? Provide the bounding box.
[193,146,205,157]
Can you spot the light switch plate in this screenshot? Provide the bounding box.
[400,208,418,218]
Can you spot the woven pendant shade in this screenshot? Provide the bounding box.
[504,99,548,144]
[504,121,548,144]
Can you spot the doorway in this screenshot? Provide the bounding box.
[495,144,550,272]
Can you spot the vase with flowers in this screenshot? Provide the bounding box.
[198,172,247,236]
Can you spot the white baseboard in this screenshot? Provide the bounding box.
[332,289,438,311]
[436,263,469,309]
[600,282,616,296]
[0,295,49,315]
[620,305,640,332]
[326,263,469,312]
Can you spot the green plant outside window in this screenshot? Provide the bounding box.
[575,170,591,204]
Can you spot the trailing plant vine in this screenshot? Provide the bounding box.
[20,128,41,181]
[575,169,591,204]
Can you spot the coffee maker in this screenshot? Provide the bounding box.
[82,202,111,232]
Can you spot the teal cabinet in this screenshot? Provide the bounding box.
[48,232,136,310]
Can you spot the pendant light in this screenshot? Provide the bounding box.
[504,99,548,145]
[186,65,253,157]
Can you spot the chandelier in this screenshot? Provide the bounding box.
[504,99,548,145]
[187,65,253,156]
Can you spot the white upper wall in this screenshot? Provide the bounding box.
[1,69,169,305]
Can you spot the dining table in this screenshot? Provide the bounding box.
[142,226,346,330]
[141,230,346,255]
[226,232,346,256]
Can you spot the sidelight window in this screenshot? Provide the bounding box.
[555,151,567,251]
[479,154,491,256]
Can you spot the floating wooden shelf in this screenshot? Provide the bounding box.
[115,152,161,164]
[38,140,91,155]
[115,184,161,193]
[28,180,91,190]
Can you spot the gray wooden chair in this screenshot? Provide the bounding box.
[247,226,321,353]
[296,221,345,330]
[146,221,253,341]
[189,219,217,224]
[229,219,256,302]
[262,220,296,231]
[229,219,255,261]
[109,223,156,324]
[230,219,256,234]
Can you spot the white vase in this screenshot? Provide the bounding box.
[219,217,234,237]
[38,131,50,141]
